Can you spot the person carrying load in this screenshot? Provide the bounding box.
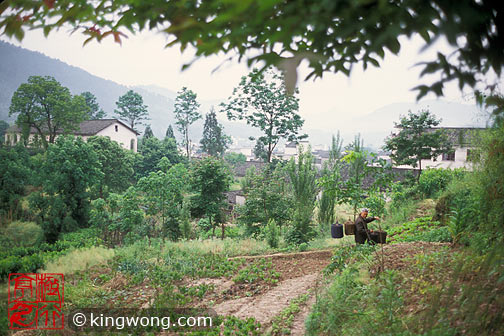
[354,208,381,244]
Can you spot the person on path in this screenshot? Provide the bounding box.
[354,208,381,244]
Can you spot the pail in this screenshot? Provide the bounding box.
[331,223,344,239]
[344,220,355,235]
[370,230,387,244]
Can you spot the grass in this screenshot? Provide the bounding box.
[42,246,115,274]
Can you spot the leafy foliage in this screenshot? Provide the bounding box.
[165,124,176,141]
[87,135,135,196]
[262,219,280,248]
[114,90,149,131]
[285,148,318,245]
[0,119,9,145]
[418,168,466,198]
[9,75,88,148]
[224,152,246,166]
[238,165,292,236]
[29,136,102,243]
[143,124,154,138]
[190,157,232,238]
[383,109,452,180]
[4,1,503,98]
[80,91,106,119]
[222,68,306,162]
[0,144,30,222]
[137,162,187,240]
[136,136,183,178]
[200,107,231,157]
[174,87,201,158]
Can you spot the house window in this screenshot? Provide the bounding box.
[115,125,118,132]
[130,139,135,151]
[442,151,455,161]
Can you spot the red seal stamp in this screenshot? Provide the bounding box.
[8,273,64,330]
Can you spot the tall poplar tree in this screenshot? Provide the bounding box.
[174,87,201,158]
[200,107,231,157]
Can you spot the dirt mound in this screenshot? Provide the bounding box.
[369,242,450,276]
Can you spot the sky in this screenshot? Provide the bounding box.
[2,26,477,128]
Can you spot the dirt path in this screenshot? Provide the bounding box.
[290,294,317,336]
[214,272,320,325]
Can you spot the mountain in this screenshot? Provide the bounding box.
[0,40,487,150]
[304,100,489,150]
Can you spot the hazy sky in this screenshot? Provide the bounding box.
[2,27,476,129]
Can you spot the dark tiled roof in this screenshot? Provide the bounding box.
[6,119,139,136]
[285,141,297,148]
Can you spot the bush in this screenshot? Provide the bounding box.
[418,168,466,198]
[262,219,280,248]
[3,221,44,247]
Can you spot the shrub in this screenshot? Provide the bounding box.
[418,168,466,198]
[263,219,280,248]
[3,221,44,247]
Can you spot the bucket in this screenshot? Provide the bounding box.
[344,220,355,235]
[331,223,344,239]
[370,230,387,244]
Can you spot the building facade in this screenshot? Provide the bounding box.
[4,119,139,152]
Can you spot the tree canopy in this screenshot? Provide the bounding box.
[384,109,452,179]
[222,68,306,163]
[114,90,149,131]
[9,76,88,149]
[174,87,201,158]
[200,107,231,157]
[80,91,106,119]
[1,1,502,98]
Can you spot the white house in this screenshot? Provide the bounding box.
[383,127,486,170]
[4,119,139,152]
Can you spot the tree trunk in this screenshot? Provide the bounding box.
[417,159,422,183]
[221,223,225,240]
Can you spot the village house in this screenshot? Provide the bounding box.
[381,127,486,170]
[4,119,139,152]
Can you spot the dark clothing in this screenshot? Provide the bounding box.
[354,214,377,244]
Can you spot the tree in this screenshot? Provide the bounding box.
[238,165,293,236]
[190,157,232,239]
[222,68,306,163]
[174,87,201,158]
[4,2,502,99]
[80,91,106,119]
[253,139,269,162]
[143,125,154,139]
[87,136,135,197]
[9,76,88,149]
[224,152,247,167]
[114,90,149,131]
[135,136,184,178]
[29,136,102,243]
[0,120,9,146]
[383,109,452,181]
[137,162,187,240]
[200,107,231,157]
[286,147,318,245]
[0,145,30,223]
[165,124,176,141]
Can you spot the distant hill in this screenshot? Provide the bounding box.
[304,100,489,150]
[0,40,487,149]
[0,40,260,141]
